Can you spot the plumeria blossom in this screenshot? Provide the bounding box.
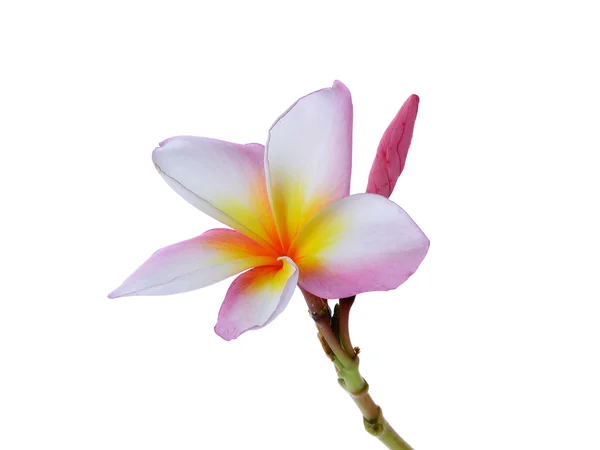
[109,81,429,341]
[367,94,419,198]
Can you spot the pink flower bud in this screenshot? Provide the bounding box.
[366,94,419,197]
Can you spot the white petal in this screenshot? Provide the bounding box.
[265,81,353,249]
[153,137,281,252]
[289,194,429,299]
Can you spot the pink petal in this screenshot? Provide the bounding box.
[366,94,419,197]
[214,257,298,340]
[153,138,281,253]
[265,80,353,250]
[289,193,429,299]
[108,229,277,298]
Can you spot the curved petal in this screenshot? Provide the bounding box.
[153,138,281,252]
[108,229,278,298]
[366,94,419,197]
[214,257,298,341]
[289,193,429,299]
[265,80,353,250]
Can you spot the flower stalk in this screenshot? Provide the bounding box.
[301,288,414,450]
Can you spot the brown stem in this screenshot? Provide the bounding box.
[301,288,353,367]
[338,296,356,356]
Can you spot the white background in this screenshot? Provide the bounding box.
[1,1,599,449]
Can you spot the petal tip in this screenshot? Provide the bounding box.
[151,145,163,168]
[107,288,123,299]
[156,136,179,149]
[153,136,189,163]
[108,283,135,298]
[214,323,241,341]
[332,80,351,99]
[332,79,347,90]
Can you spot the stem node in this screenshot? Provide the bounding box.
[363,406,384,436]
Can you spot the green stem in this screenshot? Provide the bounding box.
[301,289,414,450]
[339,359,414,450]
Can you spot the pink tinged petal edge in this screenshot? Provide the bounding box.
[289,193,429,299]
[108,229,277,298]
[152,137,281,253]
[265,80,353,249]
[214,257,298,341]
[366,94,419,198]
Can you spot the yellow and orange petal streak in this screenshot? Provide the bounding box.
[153,138,282,253]
[214,257,298,340]
[265,81,353,252]
[108,228,279,298]
[287,200,347,264]
[289,194,430,299]
[200,228,279,260]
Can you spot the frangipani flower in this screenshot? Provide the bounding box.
[109,81,429,341]
[367,94,419,198]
